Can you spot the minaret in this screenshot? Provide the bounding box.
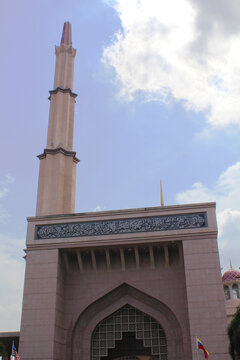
[36,22,79,216]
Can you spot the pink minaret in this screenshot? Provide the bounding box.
[36,22,79,216]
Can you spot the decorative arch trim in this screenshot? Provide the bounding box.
[67,283,186,360]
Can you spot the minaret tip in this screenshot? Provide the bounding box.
[61,21,72,45]
[160,180,164,206]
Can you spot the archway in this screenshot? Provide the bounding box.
[91,305,167,360]
[70,283,185,360]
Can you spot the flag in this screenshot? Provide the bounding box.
[12,342,20,360]
[196,337,209,359]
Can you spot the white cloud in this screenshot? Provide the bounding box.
[0,174,15,199]
[5,174,15,184]
[0,207,7,223]
[103,0,240,127]
[176,161,240,271]
[0,234,25,332]
[93,205,105,212]
[0,174,24,331]
[0,188,9,199]
[0,174,15,223]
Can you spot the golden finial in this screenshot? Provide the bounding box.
[160,180,164,206]
[230,259,233,270]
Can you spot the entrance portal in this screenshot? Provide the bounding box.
[91,305,167,360]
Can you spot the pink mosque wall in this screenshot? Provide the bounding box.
[19,203,231,360]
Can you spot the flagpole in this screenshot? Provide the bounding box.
[196,336,200,360]
[11,341,14,360]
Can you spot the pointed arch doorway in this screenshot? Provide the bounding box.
[91,305,168,360]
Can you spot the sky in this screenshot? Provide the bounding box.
[0,0,240,331]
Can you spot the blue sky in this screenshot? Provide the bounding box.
[1,0,240,331]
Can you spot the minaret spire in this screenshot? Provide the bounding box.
[160,180,164,206]
[36,22,79,216]
[61,21,72,45]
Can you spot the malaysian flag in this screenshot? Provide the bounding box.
[12,342,20,360]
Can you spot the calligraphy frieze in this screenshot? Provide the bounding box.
[35,212,207,240]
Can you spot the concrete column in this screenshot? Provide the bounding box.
[149,246,155,269]
[120,248,125,271]
[64,252,70,273]
[183,238,230,360]
[91,250,97,272]
[19,249,64,360]
[105,248,111,272]
[134,247,140,269]
[178,242,184,267]
[77,250,84,273]
[164,244,169,267]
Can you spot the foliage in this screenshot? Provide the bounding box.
[0,341,7,355]
[228,305,240,359]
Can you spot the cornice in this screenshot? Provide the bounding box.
[25,230,218,251]
[48,87,78,100]
[27,202,216,222]
[37,147,80,163]
[55,44,76,57]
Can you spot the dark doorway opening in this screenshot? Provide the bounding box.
[105,332,151,360]
[91,305,167,360]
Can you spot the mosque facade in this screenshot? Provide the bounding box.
[18,23,231,360]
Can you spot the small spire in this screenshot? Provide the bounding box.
[230,259,233,270]
[160,180,164,206]
[61,21,72,45]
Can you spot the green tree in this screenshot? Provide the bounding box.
[228,305,240,359]
[0,341,7,356]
